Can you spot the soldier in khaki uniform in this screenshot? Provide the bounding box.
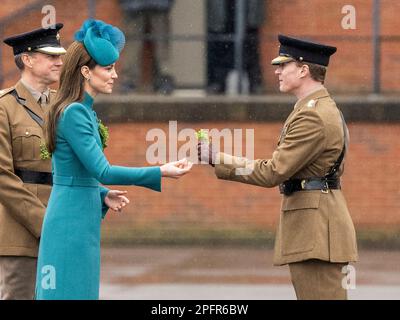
[198,35,358,300]
[0,24,66,299]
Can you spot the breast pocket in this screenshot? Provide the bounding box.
[280,192,321,256]
[12,126,43,161]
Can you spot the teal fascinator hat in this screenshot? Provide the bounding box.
[74,19,125,66]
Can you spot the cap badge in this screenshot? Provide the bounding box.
[56,33,60,41]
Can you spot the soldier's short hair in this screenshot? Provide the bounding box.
[14,52,37,71]
[14,53,25,70]
[296,61,327,84]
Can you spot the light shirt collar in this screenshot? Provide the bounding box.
[20,79,50,104]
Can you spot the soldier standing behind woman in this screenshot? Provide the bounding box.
[0,24,65,300]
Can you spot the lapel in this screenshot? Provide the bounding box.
[86,107,101,148]
[278,108,297,145]
[14,80,45,122]
[92,114,101,147]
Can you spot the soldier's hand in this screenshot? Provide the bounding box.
[197,142,216,166]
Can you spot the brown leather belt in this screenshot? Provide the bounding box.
[14,169,53,186]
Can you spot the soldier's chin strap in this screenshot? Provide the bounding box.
[325,110,348,179]
[9,89,44,127]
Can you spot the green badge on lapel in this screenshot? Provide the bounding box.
[40,120,109,160]
[98,119,109,150]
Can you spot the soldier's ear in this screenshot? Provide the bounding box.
[299,64,310,79]
[21,53,33,69]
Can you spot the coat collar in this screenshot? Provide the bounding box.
[14,80,45,119]
[82,91,94,108]
[282,87,330,129]
[294,87,330,110]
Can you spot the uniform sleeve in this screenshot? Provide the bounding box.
[0,103,44,238]
[214,109,326,188]
[99,186,109,219]
[60,103,161,191]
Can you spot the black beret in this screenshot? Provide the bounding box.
[271,34,337,67]
[3,23,66,56]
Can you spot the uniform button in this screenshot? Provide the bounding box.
[25,131,29,135]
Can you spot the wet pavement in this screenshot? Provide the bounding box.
[99,246,400,300]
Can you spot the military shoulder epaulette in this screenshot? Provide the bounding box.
[0,87,16,99]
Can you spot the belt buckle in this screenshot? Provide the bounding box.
[321,180,329,194]
[301,179,306,190]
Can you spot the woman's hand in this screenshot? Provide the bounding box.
[105,190,130,212]
[160,158,193,179]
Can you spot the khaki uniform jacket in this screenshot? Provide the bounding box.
[215,88,358,266]
[0,81,54,257]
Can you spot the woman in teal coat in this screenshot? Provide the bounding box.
[35,20,192,300]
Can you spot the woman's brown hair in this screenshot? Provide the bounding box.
[46,41,97,153]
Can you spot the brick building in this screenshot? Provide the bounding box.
[1,0,400,92]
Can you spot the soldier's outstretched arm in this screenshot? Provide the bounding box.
[213,108,326,188]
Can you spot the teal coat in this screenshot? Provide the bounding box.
[35,92,161,300]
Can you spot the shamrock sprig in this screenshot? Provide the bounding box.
[97,118,109,150]
[196,129,209,142]
[40,142,52,160]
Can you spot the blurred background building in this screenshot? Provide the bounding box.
[2,0,400,94]
[1,0,399,248]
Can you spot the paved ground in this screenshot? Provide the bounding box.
[99,246,400,300]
